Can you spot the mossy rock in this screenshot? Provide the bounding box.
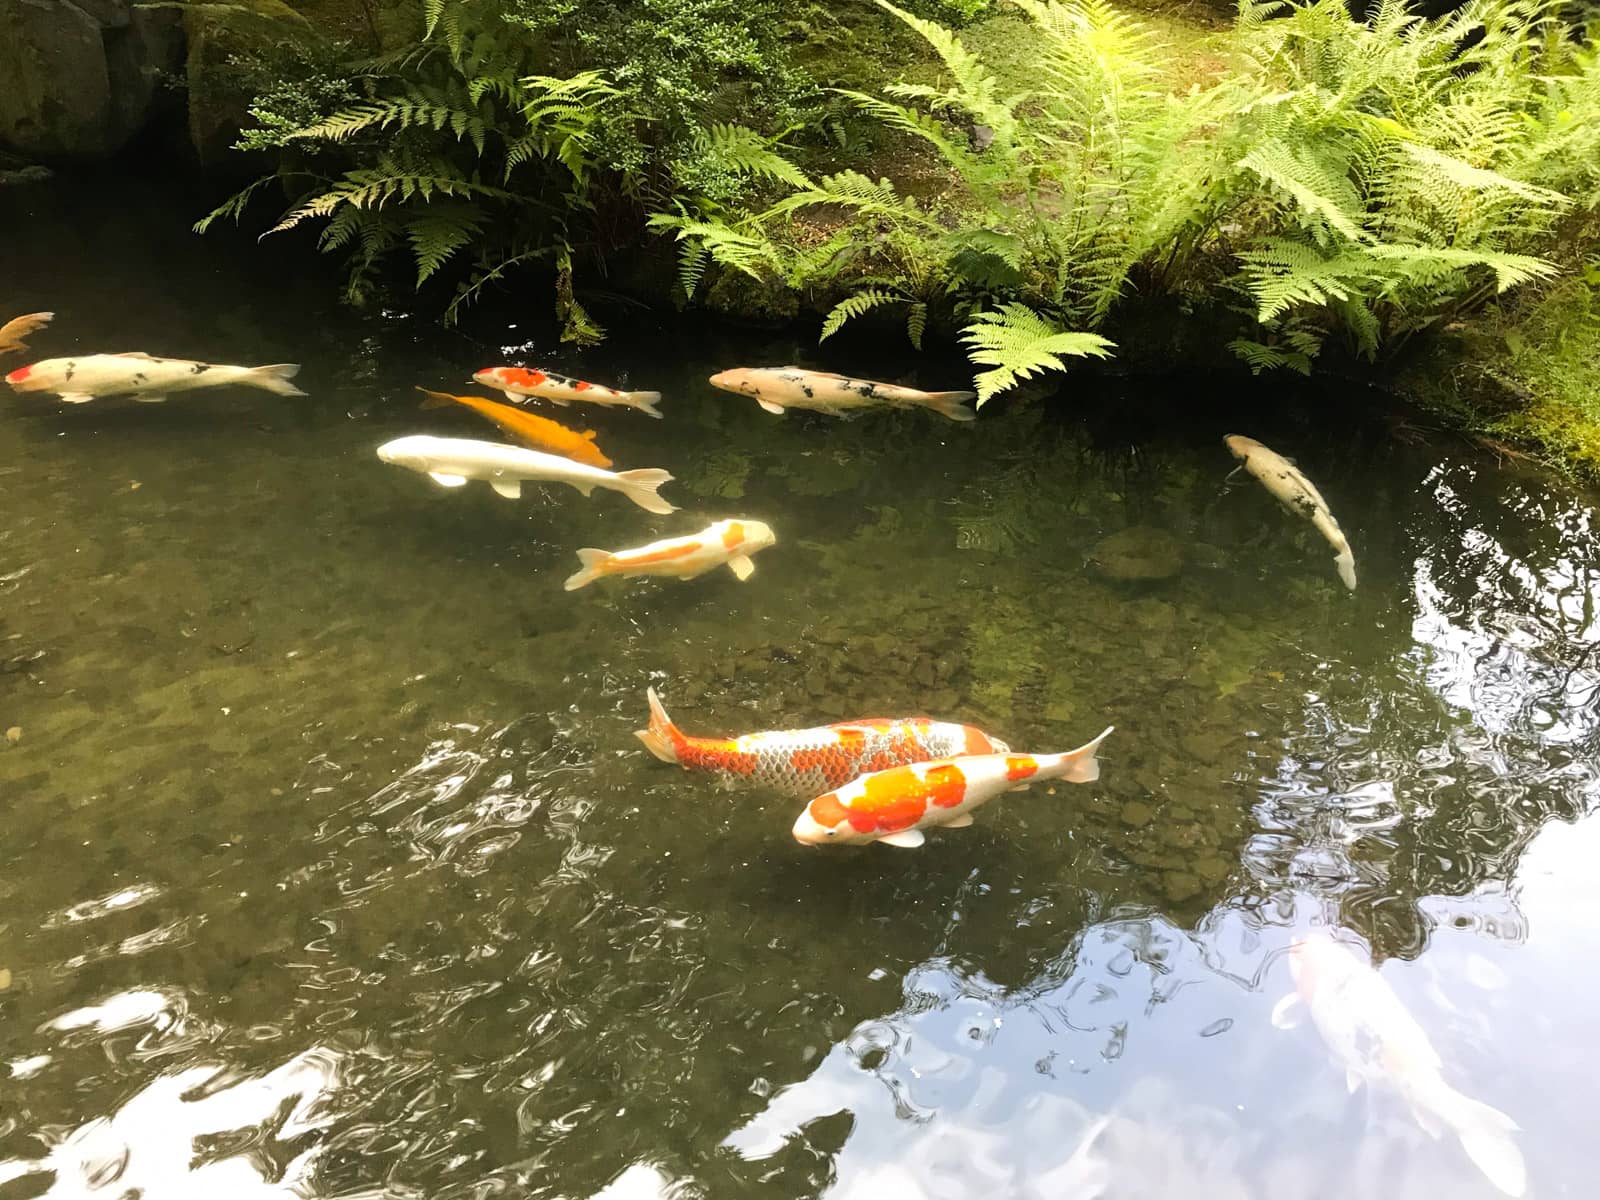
[185,0,319,165]
[703,266,800,325]
[1087,526,1185,582]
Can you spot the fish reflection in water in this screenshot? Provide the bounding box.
[0,1046,345,1199]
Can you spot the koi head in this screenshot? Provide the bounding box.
[1223,434,1261,462]
[473,367,507,386]
[793,791,865,846]
[1287,932,1363,1003]
[5,363,36,389]
[708,369,761,398]
[733,519,776,555]
[376,435,437,471]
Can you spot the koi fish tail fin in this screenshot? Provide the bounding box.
[245,363,307,397]
[1425,1087,1524,1197]
[630,391,665,419]
[1056,726,1115,784]
[613,467,676,515]
[563,548,611,591]
[416,387,456,409]
[635,686,684,763]
[924,390,978,422]
[1335,547,1358,591]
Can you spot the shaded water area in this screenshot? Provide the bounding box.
[2,178,1598,1199]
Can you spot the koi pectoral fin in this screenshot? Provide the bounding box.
[757,399,786,415]
[942,813,975,828]
[878,830,926,849]
[57,392,96,404]
[134,393,169,403]
[428,472,469,487]
[1269,994,1304,1030]
[726,554,756,581]
[490,479,522,500]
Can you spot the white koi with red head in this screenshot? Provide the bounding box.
[709,367,976,421]
[473,366,663,418]
[635,686,1011,795]
[793,727,1113,849]
[1274,932,1525,1197]
[564,519,774,590]
[6,353,303,404]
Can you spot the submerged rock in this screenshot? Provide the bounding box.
[1087,527,1185,582]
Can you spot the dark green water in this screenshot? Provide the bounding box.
[1,179,1597,1199]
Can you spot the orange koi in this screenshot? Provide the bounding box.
[473,365,663,418]
[417,388,612,468]
[0,312,53,356]
[636,687,1012,796]
[793,728,1113,848]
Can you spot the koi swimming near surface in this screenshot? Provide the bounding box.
[0,312,53,356]
[708,367,976,421]
[564,518,774,590]
[5,353,304,404]
[793,727,1114,849]
[1224,434,1357,591]
[473,366,663,418]
[417,388,613,467]
[1274,932,1525,1197]
[376,434,675,513]
[636,687,1012,796]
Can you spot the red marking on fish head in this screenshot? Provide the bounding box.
[5,364,32,384]
[809,792,851,830]
[473,367,502,383]
[722,521,745,550]
[1005,756,1038,782]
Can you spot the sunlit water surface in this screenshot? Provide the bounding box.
[1,180,1597,1199]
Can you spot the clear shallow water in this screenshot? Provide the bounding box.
[1,178,1597,1199]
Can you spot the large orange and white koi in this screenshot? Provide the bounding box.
[637,687,1011,796]
[473,366,663,418]
[564,519,774,590]
[792,728,1113,849]
[1274,933,1525,1196]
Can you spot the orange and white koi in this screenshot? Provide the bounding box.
[417,388,613,468]
[0,312,52,356]
[708,367,976,421]
[5,353,303,404]
[637,687,1011,796]
[1274,933,1525,1197]
[792,728,1112,849]
[564,518,775,591]
[473,366,663,419]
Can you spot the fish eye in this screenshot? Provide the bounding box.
[826,828,836,837]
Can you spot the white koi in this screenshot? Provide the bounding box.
[564,518,776,590]
[376,434,675,514]
[709,366,976,421]
[1274,933,1525,1197]
[5,353,304,404]
[1225,434,1357,590]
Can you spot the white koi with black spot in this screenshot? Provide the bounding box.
[709,367,976,421]
[5,353,304,404]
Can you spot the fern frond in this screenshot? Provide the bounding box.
[695,123,811,189]
[959,303,1115,404]
[819,288,904,341]
[1239,139,1367,242]
[405,206,486,285]
[193,174,281,234]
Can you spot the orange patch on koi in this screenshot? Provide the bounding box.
[722,521,745,550]
[622,542,702,566]
[1005,756,1039,782]
[809,793,851,829]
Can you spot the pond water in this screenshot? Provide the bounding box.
[1,177,1597,1200]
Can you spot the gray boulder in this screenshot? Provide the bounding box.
[0,0,184,159]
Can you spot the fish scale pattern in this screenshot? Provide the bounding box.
[677,720,1003,796]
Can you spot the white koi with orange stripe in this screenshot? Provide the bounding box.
[564,518,776,591]
[636,686,1010,795]
[792,727,1113,849]
[474,366,663,418]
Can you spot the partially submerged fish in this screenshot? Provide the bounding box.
[564,518,774,590]
[417,388,613,467]
[1224,434,1356,590]
[0,312,53,355]
[1274,933,1525,1197]
[792,728,1113,849]
[709,367,976,421]
[5,353,304,404]
[637,686,1011,795]
[376,434,674,513]
[473,366,663,418]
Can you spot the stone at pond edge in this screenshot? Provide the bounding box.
[1119,800,1155,828]
[186,0,318,165]
[0,0,183,159]
[1087,527,1186,582]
